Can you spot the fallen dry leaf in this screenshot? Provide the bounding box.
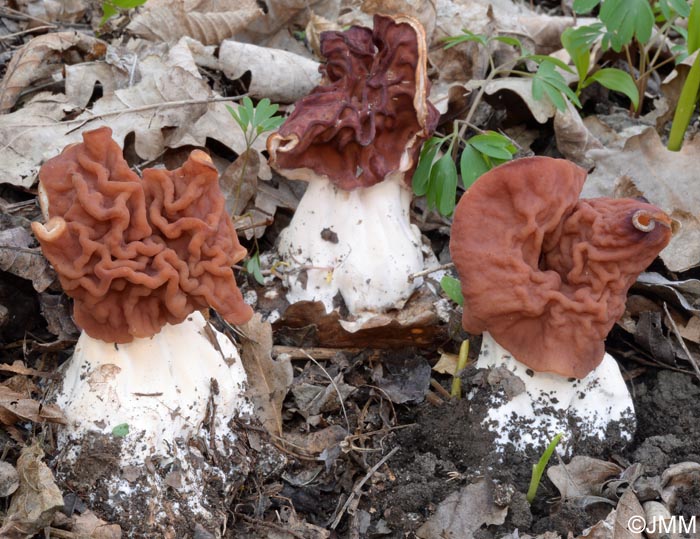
[283,424,348,455]
[0,460,19,498]
[432,351,459,375]
[416,478,508,539]
[219,40,321,103]
[586,128,700,271]
[127,0,263,45]
[0,227,55,293]
[613,489,644,539]
[0,384,67,426]
[0,50,250,188]
[221,149,261,218]
[15,0,87,23]
[554,99,603,168]
[660,461,700,507]
[240,313,293,436]
[0,31,106,112]
[39,292,80,341]
[71,509,122,539]
[548,456,623,500]
[0,443,64,538]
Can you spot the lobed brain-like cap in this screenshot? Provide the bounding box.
[32,127,253,343]
[267,14,440,191]
[450,157,672,378]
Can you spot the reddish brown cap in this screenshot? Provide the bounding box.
[450,156,672,378]
[32,127,253,343]
[267,14,439,190]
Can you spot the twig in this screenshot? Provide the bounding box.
[407,262,454,282]
[0,25,57,41]
[300,349,350,431]
[272,345,363,360]
[330,446,399,529]
[236,514,307,539]
[662,303,700,382]
[13,95,248,130]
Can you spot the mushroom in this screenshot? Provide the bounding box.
[267,14,439,317]
[31,128,253,504]
[449,156,672,451]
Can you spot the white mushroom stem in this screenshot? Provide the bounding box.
[56,311,249,465]
[278,172,426,317]
[472,332,635,453]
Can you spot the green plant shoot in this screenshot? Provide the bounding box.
[100,0,147,26]
[526,433,563,503]
[226,97,285,149]
[246,249,265,285]
[450,340,470,398]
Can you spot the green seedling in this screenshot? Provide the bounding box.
[571,0,694,115]
[440,274,464,306]
[245,249,265,285]
[526,432,563,503]
[100,0,147,26]
[226,96,285,149]
[413,129,516,217]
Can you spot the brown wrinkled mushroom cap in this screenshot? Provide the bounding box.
[450,157,672,378]
[32,127,253,343]
[267,14,439,190]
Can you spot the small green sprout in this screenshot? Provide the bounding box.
[245,249,265,285]
[440,274,464,306]
[526,432,563,504]
[226,97,285,149]
[100,0,147,26]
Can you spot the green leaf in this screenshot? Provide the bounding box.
[492,36,524,50]
[258,116,285,133]
[430,154,458,216]
[112,423,130,438]
[668,51,700,150]
[459,145,489,189]
[238,97,254,128]
[523,54,575,73]
[440,275,464,306]
[689,0,700,54]
[531,60,581,111]
[599,0,655,50]
[573,0,601,13]
[112,0,147,7]
[226,104,246,132]
[467,133,516,160]
[99,3,118,25]
[412,138,441,196]
[443,31,488,49]
[561,27,592,83]
[583,67,640,109]
[246,252,265,285]
[527,433,563,503]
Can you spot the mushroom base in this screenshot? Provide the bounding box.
[278,174,426,320]
[51,311,251,529]
[468,333,635,454]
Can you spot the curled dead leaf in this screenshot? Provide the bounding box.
[0,31,106,112]
[127,0,263,45]
[240,313,293,436]
[0,443,64,538]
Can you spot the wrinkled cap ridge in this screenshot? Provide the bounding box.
[32,126,253,343]
[267,14,440,190]
[449,156,672,378]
